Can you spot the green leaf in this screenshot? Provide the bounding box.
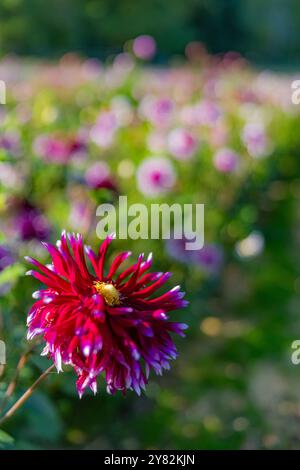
[0,429,14,449]
[0,263,26,287]
[25,392,63,443]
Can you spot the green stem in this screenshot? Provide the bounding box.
[0,364,55,427]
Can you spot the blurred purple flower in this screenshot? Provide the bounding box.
[166,236,223,276]
[0,245,15,295]
[137,156,176,197]
[193,244,223,275]
[132,35,156,60]
[213,148,239,173]
[15,202,51,241]
[0,131,20,156]
[167,128,197,160]
[165,236,193,264]
[0,245,14,272]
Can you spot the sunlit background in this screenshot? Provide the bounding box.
[0,0,300,450]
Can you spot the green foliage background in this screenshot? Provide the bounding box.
[0,0,300,66]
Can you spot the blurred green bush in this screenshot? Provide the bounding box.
[0,0,300,66]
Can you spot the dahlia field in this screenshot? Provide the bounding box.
[0,45,299,449]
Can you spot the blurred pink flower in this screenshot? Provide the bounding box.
[34,134,86,163]
[213,148,239,173]
[140,96,174,128]
[113,53,135,74]
[132,35,156,60]
[242,123,270,158]
[195,100,221,126]
[167,128,197,160]
[85,162,117,192]
[69,200,93,233]
[137,156,176,197]
[90,111,118,148]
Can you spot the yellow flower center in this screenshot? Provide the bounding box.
[94,281,121,307]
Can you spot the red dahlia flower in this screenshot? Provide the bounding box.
[25,232,188,397]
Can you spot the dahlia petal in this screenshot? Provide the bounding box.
[140,321,154,337]
[90,380,97,395]
[98,234,115,279]
[129,272,171,298]
[27,269,70,292]
[152,309,168,320]
[84,246,100,277]
[120,253,144,294]
[54,350,63,373]
[134,271,162,290]
[41,242,69,276]
[106,306,133,315]
[107,251,132,278]
[41,344,50,356]
[32,290,41,299]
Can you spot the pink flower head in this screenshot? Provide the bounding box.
[167,128,197,160]
[137,156,176,197]
[213,148,239,173]
[140,96,174,128]
[241,123,269,158]
[90,111,118,148]
[25,232,188,397]
[132,35,156,60]
[34,135,70,163]
[194,100,221,127]
[34,134,86,164]
[85,162,117,192]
